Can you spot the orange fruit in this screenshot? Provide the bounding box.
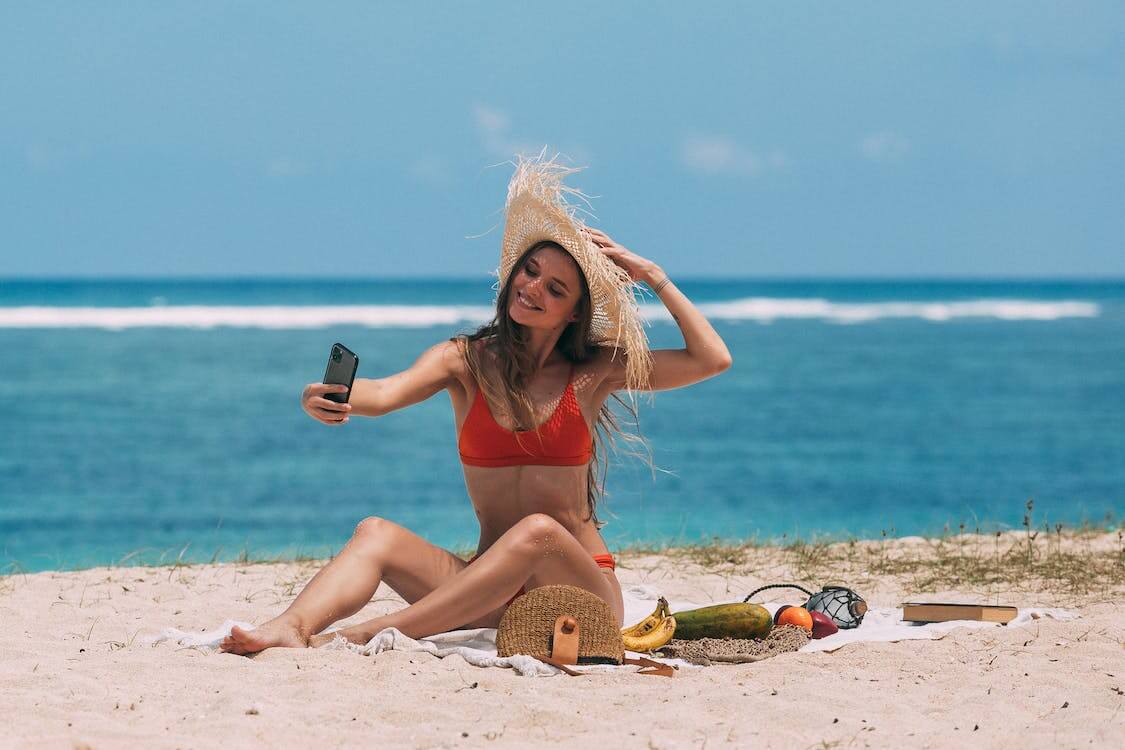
[776,606,813,631]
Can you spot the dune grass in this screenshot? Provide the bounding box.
[620,501,1124,597]
[628,527,1124,595]
[3,501,1121,598]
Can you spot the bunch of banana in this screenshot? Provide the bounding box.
[620,596,677,652]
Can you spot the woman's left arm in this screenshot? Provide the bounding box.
[584,227,732,392]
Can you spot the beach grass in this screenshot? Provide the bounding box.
[3,502,1121,598]
[631,527,1124,595]
[6,530,1122,598]
[620,506,1124,598]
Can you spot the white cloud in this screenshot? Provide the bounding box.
[25,141,88,173]
[471,102,591,166]
[473,103,531,158]
[679,135,787,176]
[859,131,911,161]
[473,103,510,137]
[265,156,308,178]
[406,154,454,188]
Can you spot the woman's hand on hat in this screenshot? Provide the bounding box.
[582,227,662,285]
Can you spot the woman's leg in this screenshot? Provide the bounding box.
[313,513,622,646]
[220,516,471,654]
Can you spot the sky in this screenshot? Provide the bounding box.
[2,1,1123,279]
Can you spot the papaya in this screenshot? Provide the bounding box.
[669,602,772,640]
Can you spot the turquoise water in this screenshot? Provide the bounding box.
[1,279,1122,572]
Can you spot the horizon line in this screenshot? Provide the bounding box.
[3,274,1125,284]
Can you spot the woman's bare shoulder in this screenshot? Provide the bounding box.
[574,345,620,395]
[446,335,496,389]
[584,345,623,374]
[453,336,496,363]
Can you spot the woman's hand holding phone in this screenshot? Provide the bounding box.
[302,383,352,425]
[308,342,358,426]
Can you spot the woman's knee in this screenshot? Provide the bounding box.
[511,513,567,548]
[348,515,399,553]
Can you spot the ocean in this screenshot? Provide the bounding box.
[1,278,1122,572]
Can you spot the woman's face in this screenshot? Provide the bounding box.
[507,245,583,329]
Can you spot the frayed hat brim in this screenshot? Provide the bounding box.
[497,147,653,393]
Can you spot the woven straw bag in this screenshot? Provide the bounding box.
[495,584,673,677]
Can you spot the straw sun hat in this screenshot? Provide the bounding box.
[493,147,654,393]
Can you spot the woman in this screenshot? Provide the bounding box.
[220,153,732,655]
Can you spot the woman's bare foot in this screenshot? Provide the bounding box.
[219,616,309,655]
[307,632,342,648]
[307,621,381,648]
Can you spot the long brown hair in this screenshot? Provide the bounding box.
[450,240,653,529]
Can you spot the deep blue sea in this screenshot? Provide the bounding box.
[1,278,1122,572]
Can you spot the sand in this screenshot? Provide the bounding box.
[1,533,1122,749]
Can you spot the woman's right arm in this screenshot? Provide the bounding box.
[302,339,463,424]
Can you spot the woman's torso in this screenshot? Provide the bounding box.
[447,342,613,562]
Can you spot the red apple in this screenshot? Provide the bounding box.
[809,611,839,639]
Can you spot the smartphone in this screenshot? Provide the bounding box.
[322,342,359,404]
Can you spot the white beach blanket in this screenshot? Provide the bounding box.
[147,583,1079,676]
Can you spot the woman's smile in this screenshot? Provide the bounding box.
[515,290,542,311]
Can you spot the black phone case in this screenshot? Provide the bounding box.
[322,342,359,404]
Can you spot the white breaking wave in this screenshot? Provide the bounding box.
[0,298,1100,329]
[652,298,1101,324]
[0,305,497,330]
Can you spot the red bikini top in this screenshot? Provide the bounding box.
[458,366,593,468]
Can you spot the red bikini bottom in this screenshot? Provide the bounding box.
[467,551,616,608]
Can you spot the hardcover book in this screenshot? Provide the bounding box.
[901,602,1018,624]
